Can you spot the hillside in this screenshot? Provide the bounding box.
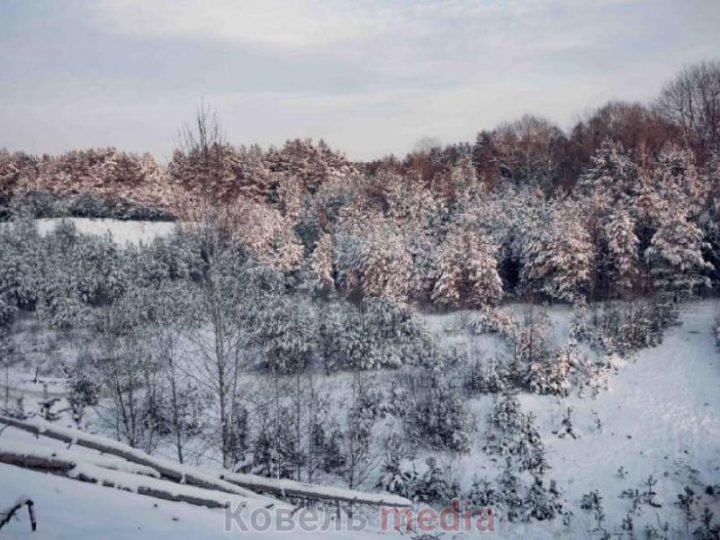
[1,289,719,538]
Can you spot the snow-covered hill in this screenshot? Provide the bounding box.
[2,301,719,538]
[423,300,720,538]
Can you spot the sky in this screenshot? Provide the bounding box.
[1,0,719,162]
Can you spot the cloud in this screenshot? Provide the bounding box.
[90,0,598,54]
[92,0,403,50]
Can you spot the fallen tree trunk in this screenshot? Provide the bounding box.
[0,415,260,500]
[0,448,74,473]
[219,471,412,508]
[0,415,408,510]
[0,449,230,510]
[136,487,229,509]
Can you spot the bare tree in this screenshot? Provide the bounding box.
[179,104,250,469]
[492,114,567,190]
[146,283,197,464]
[91,301,163,453]
[656,61,720,159]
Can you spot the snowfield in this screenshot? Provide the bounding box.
[35,218,178,246]
[424,300,720,537]
[522,300,720,537]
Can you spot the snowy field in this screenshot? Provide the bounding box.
[2,301,719,538]
[34,218,178,246]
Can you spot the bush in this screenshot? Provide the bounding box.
[484,392,547,474]
[580,298,679,356]
[402,361,471,453]
[465,355,508,394]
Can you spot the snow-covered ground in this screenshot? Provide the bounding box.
[0,425,404,539]
[2,301,719,538]
[35,218,177,246]
[423,300,720,537]
[0,463,399,540]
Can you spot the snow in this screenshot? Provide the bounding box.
[523,299,720,534]
[0,463,401,539]
[35,218,177,246]
[420,300,720,537]
[0,426,402,539]
[2,300,720,538]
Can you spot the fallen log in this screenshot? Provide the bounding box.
[0,440,161,478]
[0,416,405,510]
[219,471,413,508]
[0,448,74,473]
[0,449,231,510]
[0,415,262,500]
[136,487,228,509]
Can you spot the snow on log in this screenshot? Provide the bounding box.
[219,471,413,508]
[0,447,234,509]
[0,416,409,509]
[0,416,268,502]
[0,440,161,478]
[0,447,74,473]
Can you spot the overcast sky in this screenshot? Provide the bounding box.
[1,0,719,161]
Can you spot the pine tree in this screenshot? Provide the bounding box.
[360,219,412,303]
[522,204,594,303]
[526,341,578,397]
[579,140,639,206]
[645,211,711,299]
[431,226,503,308]
[310,233,334,289]
[652,145,705,219]
[604,210,640,298]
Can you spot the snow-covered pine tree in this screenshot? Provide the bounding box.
[699,154,720,290]
[360,218,412,303]
[404,363,470,453]
[526,340,578,397]
[521,204,594,303]
[253,294,319,373]
[526,476,563,521]
[483,392,547,474]
[512,306,554,367]
[604,210,640,298]
[579,140,639,207]
[431,225,503,309]
[414,457,453,504]
[310,232,335,290]
[652,145,705,220]
[645,211,711,300]
[232,199,305,274]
